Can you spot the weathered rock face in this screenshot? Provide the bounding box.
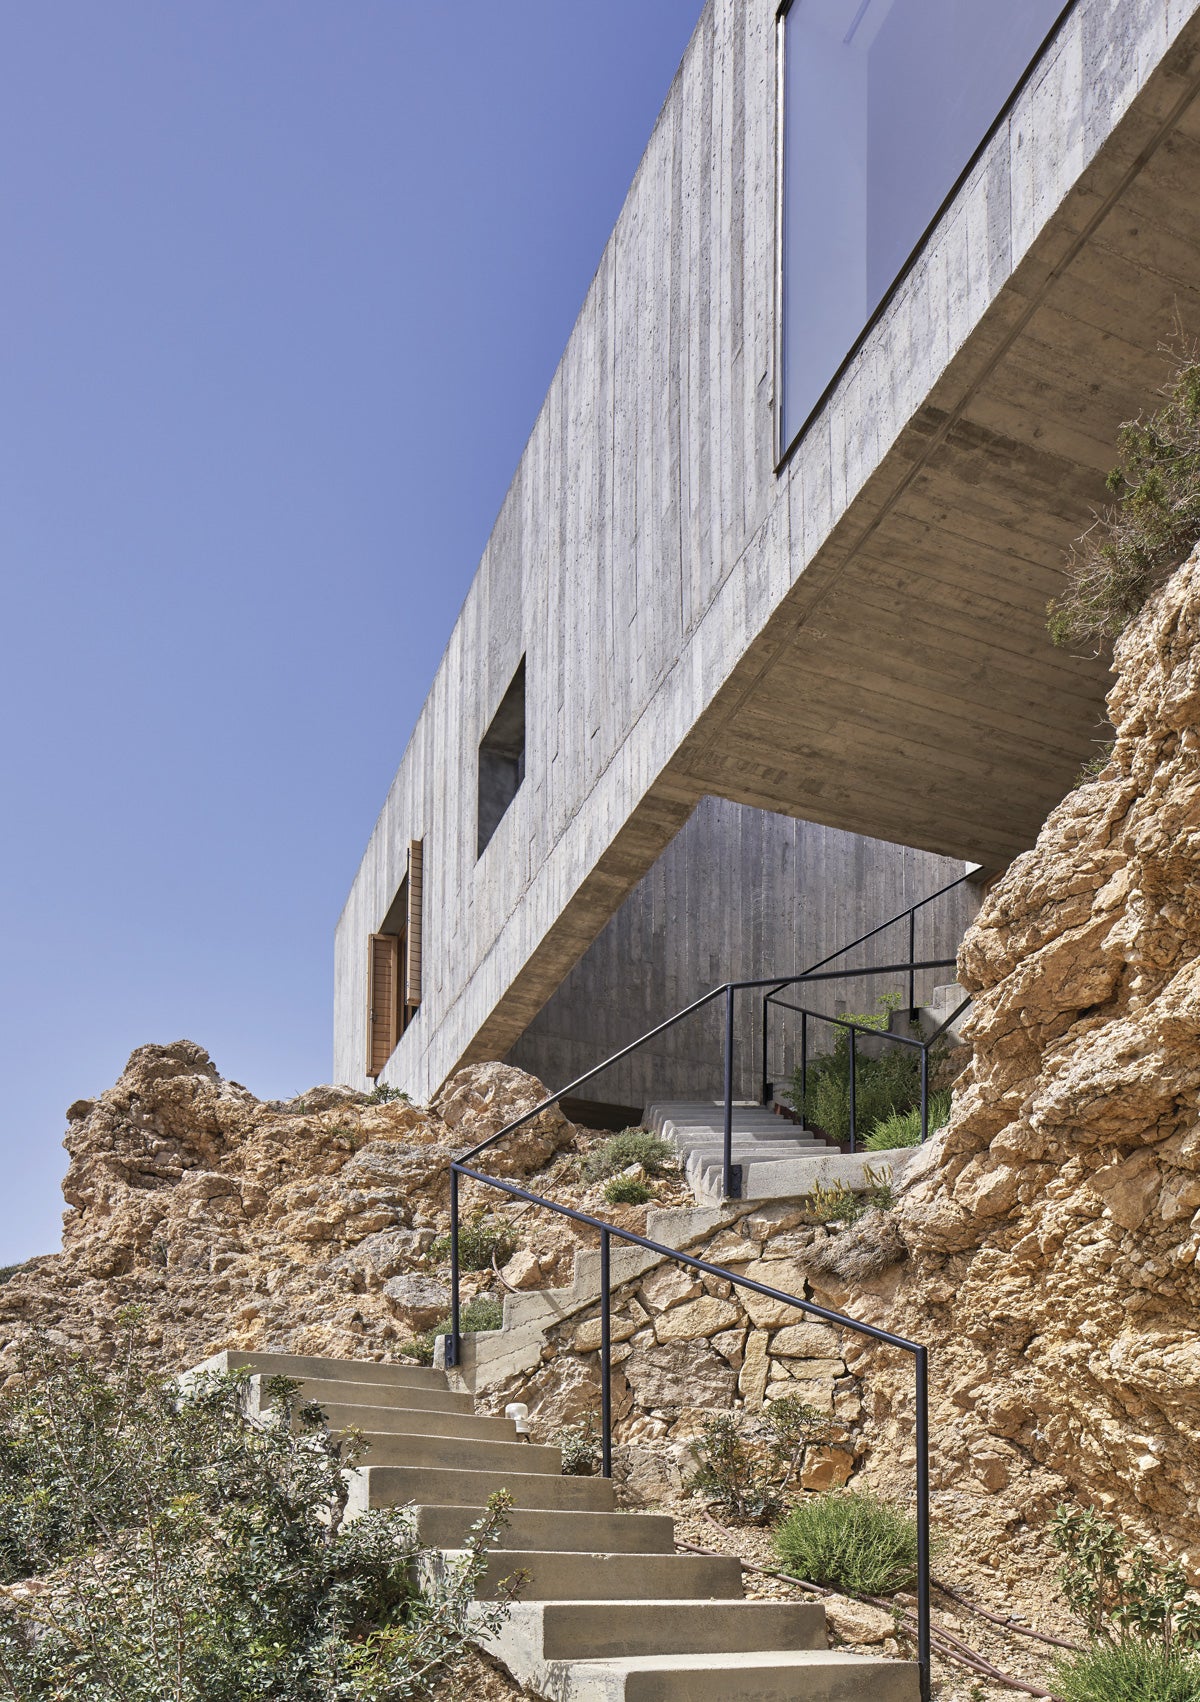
[831,551,1200,1565]
[0,1046,574,1373]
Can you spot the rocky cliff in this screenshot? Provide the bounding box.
[0,1048,584,1373]
[825,548,1200,1567]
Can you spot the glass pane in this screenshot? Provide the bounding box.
[781,0,1069,450]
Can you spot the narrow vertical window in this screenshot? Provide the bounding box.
[477,658,526,857]
[366,932,400,1078]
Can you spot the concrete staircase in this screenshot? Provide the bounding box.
[194,1348,919,1700]
[644,1103,919,1206]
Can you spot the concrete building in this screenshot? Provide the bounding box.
[336,0,1200,1110]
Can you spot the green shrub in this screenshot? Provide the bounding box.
[583,1129,676,1183]
[428,1214,516,1272]
[403,1295,505,1366]
[865,1091,952,1150]
[784,997,927,1147]
[603,1175,653,1206]
[774,1490,920,1595]
[0,1264,27,1286]
[763,1397,840,1491]
[366,1082,410,1104]
[1052,1642,1200,1702]
[807,1165,893,1224]
[0,1319,514,1698]
[555,1414,601,1477]
[1052,1505,1200,1653]
[1049,353,1200,646]
[687,1413,782,1523]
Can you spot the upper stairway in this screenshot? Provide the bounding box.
[193,1348,920,1701]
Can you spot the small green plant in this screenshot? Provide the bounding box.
[774,1490,920,1595]
[1076,738,1118,786]
[0,1263,28,1285]
[864,1092,952,1150]
[1051,1640,1200,1701]
[603,1174,653,1206]
[687,1414,782,1523]
[429,1213,517,1271]
[808,1177,862,1224]
[366,1082,410,1104]
[402,1294,505,1366]
[1049,349,1200,646]
[583,1129,677,1183]
[555,1413,601,1476]
[763,1396,839,1490]
[1052,1506,1200,1654]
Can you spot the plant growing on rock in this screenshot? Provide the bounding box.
[686,1414,783,1523]
[1051,1640,1200,1702]
[428,1213,517,1272]
[763,1396,840,1490]
[1049,349,1200,645]
[773,1489,920,1595]
[401,1293,505,1366]
[807,1166,893,1225]
[366,1082,411,1104]
[0,1318,515,1699]
[555,1413,601,1476]
[582,1129,676,1183]
[603,1174,653,1206]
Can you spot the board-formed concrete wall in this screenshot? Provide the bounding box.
[336,0,1200,1100]
[505,798,976,1109]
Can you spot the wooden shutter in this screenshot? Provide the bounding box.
[367,932,400,1077]
[405,840,423,1009]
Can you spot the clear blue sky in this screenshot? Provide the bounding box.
[0,1,705,1264]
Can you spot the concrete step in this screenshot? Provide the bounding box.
[283,1375,474,1413]
[551,1650,920,1701]
[353,1430,561,1474]
[469,1548,743,1602]
[489,1599,826,1661]
[194,1349,448,1390]
[347,1463,617,1515]
[412,1504,676,1554]
[314,1402,522,1442]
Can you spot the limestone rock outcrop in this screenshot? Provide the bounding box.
[0,1046,573,1373]
[834,550,1200,1564]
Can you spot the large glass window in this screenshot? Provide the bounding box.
[780,0,1071,453]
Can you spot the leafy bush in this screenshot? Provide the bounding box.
[555,1413,601,1476]
[366,1082,410,1104]
[784,997,925,1147]
[0,1319,514,1699]
[429,1214,516,1272]
[583,1129,676,1183]
[1051,1641,1200,1702]
[762,1396,839,1492]
[1052,1505,1200,1653]
[603,1175,653,1206]
[403,1295,505,1366]
[774,1490,920,1595]
[864,1091,952,1150]
[1049,352,1200,646]
[687,1413,783,1523]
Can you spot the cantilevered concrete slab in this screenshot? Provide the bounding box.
[337,0,1200,1099]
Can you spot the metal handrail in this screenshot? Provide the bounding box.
[445,1160,933,1702]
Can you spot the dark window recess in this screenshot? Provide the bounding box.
[478,658,526,856]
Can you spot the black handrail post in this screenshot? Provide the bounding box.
[915,1344,932,1702]
[599,1227,612,1478]
[848,1026,857,1153]
[907,906,917,1015]
[920,1045,930,1143]
[760,992,770,1106]
[448,1166,461,1368]
[798,1011,807,1129]
[723,984,736,1199]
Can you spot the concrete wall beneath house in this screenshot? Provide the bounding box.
[505,798,976,1109]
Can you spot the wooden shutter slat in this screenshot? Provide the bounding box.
[405,839,423,1009]
[367,932,400,1077]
